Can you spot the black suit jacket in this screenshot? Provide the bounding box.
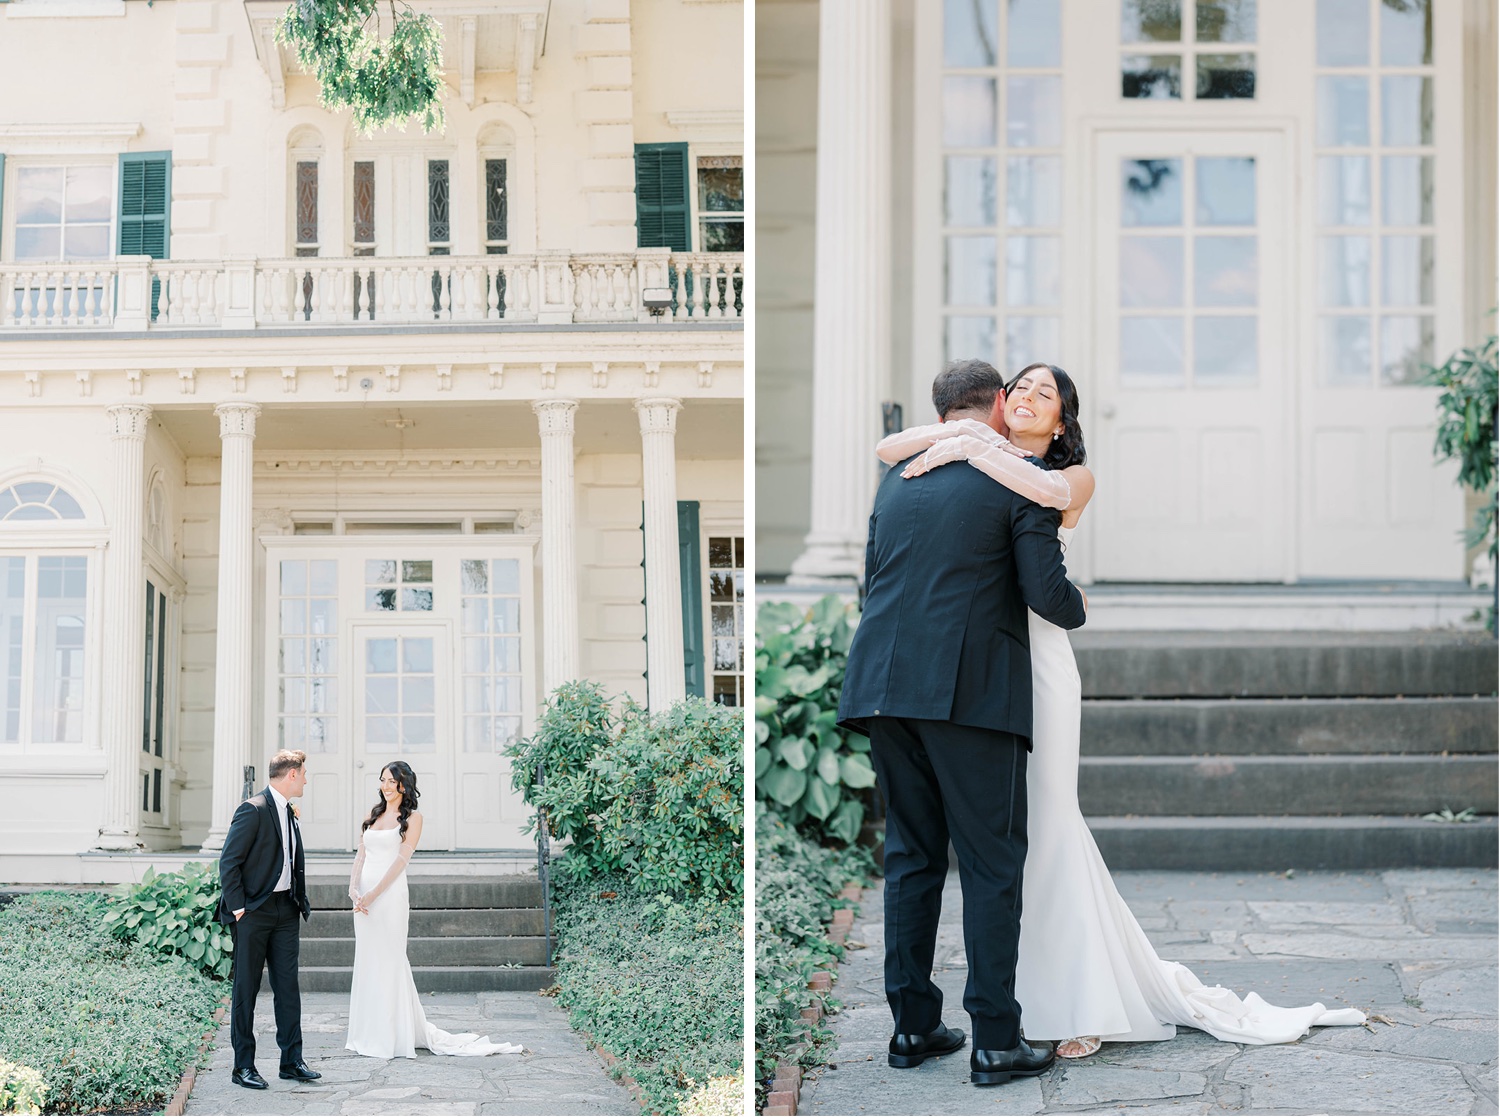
[218,788,310,923]
[837,453,1088,741]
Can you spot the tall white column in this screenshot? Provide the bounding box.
[201,402,260,852]
[533,399,580,695]
[636,397,685,713]
[789,0,892,583]
[95,403,152,851]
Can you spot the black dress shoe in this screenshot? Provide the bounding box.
[232,1067,268,1090]
[888,1024,967,1068]
[971,1039,1056,1086]
[279,1061,322,1082]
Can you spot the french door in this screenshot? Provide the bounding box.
[1091,128,1292,581]
[265,540,537,851]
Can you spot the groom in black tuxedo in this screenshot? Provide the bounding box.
[838,359,1088,1086]
[218,748,321,1090]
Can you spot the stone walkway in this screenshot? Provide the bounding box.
[186,992,637,1116]
[801,869,1498,1116]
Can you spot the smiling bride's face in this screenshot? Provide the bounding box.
[379,768,402,804]
[1003,366,1064,440]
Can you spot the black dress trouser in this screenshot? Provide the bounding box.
[867,716,1029,1051]
[230,891,303,1070]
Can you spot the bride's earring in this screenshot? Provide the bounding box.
[1052,431,1061,441]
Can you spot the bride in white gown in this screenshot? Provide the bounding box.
[346,762,524,1059]
[877,362,1366,1059]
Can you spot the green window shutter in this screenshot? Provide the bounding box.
[118,152,171,259]
[678,500,704,699]
[635,143,691,252]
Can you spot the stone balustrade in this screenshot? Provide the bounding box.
[0,250,744,331]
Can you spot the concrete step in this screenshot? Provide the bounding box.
[305,875,542,911]
[290,965,555,994]
[302,907,545,939]
[1076,754,1498,816]
[300,936,548,968]
[1081,696,1498,756]
[1088,815,1499,870]
[1073,630,1497,698]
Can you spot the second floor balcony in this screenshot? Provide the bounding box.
[0,250,744,333]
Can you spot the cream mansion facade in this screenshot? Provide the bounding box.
[0,0,745,879]
[759,0,1496,617]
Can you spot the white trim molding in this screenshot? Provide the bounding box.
[0,122,140,152]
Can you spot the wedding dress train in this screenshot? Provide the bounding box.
[345,827,523,1058]
[1013,528,1368,1044]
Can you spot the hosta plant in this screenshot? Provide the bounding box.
[756,596,876,846]
[103,862,233,981]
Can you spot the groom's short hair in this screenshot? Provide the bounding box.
[933,359,1005,419]
[268,749,307,779]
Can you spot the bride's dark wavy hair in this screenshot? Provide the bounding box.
[1006,362,1086,471]
[363,761,420,840]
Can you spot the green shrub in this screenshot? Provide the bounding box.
[1425,333,1498,626]
[553,876,743,1116]
[0,892,223,1114]
[754,802,875,1082]
[0,1060,47,1116]
[510,683,744,899]
[102,862,233,981]
[756,597,875,846]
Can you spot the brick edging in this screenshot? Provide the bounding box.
[164,994,231,1117]
[577,1025,647,1112]
[761,881,863,1117]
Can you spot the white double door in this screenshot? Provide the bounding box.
[1090,128,1291,581]
[266,541,536,852]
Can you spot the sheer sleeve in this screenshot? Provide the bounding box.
[347,832,366,901]
[875,418,1010,464]
[901,434,1071,510]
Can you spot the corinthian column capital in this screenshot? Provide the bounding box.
[532,398,579,435]
[105,403,152,440]
[635,397,682,435]
[214,402,261,439]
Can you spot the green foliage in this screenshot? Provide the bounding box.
[756,596,875,846]
[0,1060,47,1117]
[277,0,445,135]
[102,862,233,981]
[552,876,743,1116]
[753,802,876,1081]
[1422,807,1479,823]
[509,682,744,899]
[1424,332,1498,559]
[0,892,223,1114]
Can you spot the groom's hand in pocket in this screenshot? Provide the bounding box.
[234,909,245,921]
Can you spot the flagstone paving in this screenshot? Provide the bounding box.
[186,991,638,1116]
[798,869,1498,1116]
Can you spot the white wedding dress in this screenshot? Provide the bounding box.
[345,827,523,1058]
[1014,527,1367,1044]
[875,425,1367,1047]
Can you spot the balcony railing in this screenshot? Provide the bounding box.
[0,250,744,331]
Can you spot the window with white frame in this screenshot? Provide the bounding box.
[1120,0,1257,101]
[1314,0,1435,386]
[696,156,743,252]
[705,534,744,706]
[940,0,1064,369]
[11,164,112,262]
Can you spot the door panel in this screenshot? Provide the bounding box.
[1093,129,1291,581]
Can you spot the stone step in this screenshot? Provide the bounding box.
[1076,754,1498,816]
[1088,815,1499,870]
[299,936,549,968]
[289,965,556,994]
[304,875,543,911]
[1081,696,1498,756]
[302,907,545,939]
[1073,630,1497,698]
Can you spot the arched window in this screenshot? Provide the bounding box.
[0,481,86,522]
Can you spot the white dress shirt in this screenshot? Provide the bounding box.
[268,784,295,893]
